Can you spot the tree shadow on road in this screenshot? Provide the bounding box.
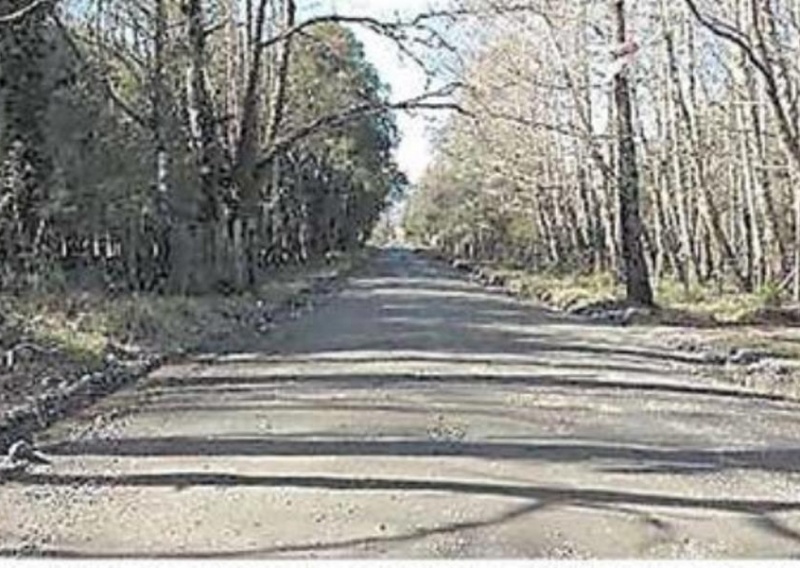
[148,370,788,403]
[258,264,772,378]
[11,469,800,515]
[8,465,800,557]
[39,436,800,476]
[10,251,800,558]
[7,499,548,559]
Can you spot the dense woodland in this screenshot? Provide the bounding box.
[406,0,800,307]
[0,0,411,295]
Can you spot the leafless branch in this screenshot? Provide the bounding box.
[683,0,770,78]
[0,0,54,24]
[259,3,543,51]
[684,0,800,166]
[256,83,468,171]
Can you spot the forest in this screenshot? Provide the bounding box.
[406,0,800,313]
[0,0,409,296]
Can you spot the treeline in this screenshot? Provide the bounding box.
[405,0,800,305]
[0,0,405,295]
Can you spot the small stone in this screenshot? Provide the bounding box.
[729,349,762,365]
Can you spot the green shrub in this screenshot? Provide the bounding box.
[756,281,783,308]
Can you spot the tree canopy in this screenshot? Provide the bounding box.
[0,0,409,294]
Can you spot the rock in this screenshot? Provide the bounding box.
[747,359,793,377]
[568,299,621,317]
[728,349,763,365]
[576,306,641,326]
[5,440,51,466]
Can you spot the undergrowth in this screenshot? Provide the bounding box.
[0,252,359,362]
[475,260,793,325]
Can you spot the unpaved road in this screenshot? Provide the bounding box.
[4,247,800,558]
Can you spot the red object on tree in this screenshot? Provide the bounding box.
[612,36,640,70]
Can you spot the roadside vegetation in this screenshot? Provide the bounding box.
[0,253,359,418]
[0,0,412,423]
[467,265,786,326]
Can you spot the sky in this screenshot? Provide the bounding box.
[308,0,450,184]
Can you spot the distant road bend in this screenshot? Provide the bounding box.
[3,247,800,558]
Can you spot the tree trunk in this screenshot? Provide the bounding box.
[613,0,653,306]
[150,0,172,291]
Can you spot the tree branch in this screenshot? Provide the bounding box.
[684,0,800,167]
[256,84,468,172]
[683,0,771,78]
[0,0,54,24]
[259,3,544,51]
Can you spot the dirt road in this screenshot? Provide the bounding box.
[3,247,800,558]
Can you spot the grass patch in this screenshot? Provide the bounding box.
[1,251,360,361]
[657,281,752,323]
[476,260,792,326]
[655,278,786,324]
[1,295,108,364]
[481,266,621,311]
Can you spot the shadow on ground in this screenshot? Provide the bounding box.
[8,248,800,558]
